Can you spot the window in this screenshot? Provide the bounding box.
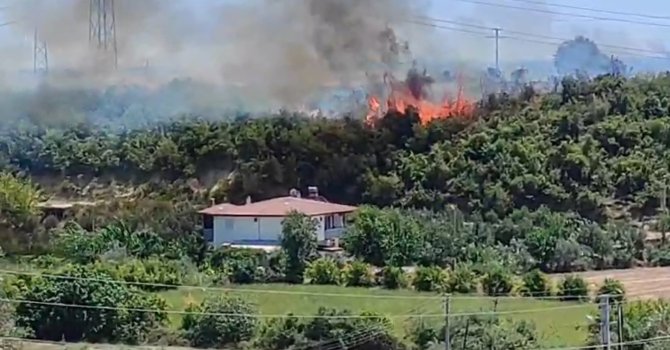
[224,218,235,230]
[325,215,335,230]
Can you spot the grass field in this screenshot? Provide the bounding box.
[160,284,595,347]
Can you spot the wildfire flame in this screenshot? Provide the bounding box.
[366,69,474,125]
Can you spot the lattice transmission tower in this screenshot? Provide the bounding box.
[33,28,48,75]
[89,0,117,68]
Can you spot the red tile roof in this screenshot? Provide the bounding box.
[199,197,358,217]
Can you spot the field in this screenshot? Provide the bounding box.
[574,266,670,299]
[160,284,594,348]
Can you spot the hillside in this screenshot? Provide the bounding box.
[3,74,670,222]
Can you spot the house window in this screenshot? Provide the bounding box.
[224,218,235,230]
[325,215,335,230]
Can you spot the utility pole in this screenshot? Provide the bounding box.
[444,294,451,350]
[599,294,611,350]
[485,28,506,73]
[89,0,118,69]
[33,28,48,75]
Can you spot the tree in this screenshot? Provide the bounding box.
[181,295,258,348]
[0,173,41,232]
[15,264,167,344]
[281,211,318,284]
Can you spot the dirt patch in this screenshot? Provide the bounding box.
[552,267,670,299]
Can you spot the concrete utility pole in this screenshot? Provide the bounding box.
[89,0,118,69]
[484,28,504,72]
[444,294,451,350]
[33,28,48,75]
[599,294,611,350]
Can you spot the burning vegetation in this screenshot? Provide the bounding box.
[366,65,475,125]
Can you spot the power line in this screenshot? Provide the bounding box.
[0,268,623,300]
[408,19,670,61]
[454,0,670,29]
[0,297,593,319]
[415,15,670,56]
[506,0,670,21]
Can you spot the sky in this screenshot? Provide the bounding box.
[1,0,670,74]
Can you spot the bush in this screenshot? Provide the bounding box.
[412,266,448,292]
[305,258,341,285]
[380,266,407,289]
[342,261,375,287]
[209,247,269,284]
[521,269,551,297]
[15,264,167,344]
[281,212,318,284]
[597,278,626,303]
[481,267,514,296]
[448,264,478,294]
[558,275,589,302]
[181,295,258,348]
[255,316,306,350]
[94,258,183,292]
[648,245,670,266]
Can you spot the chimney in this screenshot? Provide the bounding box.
[245,196,252,205]
[308,186,318,199]
[210,198,215,206]
[289,188,301,198]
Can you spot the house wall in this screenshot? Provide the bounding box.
[210,213,348,246]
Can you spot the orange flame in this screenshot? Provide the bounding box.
[366,73,474,125]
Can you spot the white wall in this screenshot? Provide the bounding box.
[212,214,336,246]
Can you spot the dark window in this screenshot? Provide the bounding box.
[203,215,213,229]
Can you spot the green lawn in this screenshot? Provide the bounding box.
[161,284,594,347]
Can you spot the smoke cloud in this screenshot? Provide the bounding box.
[0,0,427,111]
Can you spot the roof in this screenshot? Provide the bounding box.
[199,196,358,217]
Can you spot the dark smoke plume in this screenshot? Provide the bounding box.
[0,0,426,126]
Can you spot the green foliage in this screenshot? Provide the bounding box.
[412,266,448,292]
[181,295,258,348]
[101,258,183,291]
[305,258,341,285]
[281,211,318,284]
[448,263,478,294]
[341,260,375,287]
[597,278,626,303]
[558,275,589,302]
[409,315,539,350]
[481,267,514,296]
[209,247,270,284]
[521,269,552,297]
[380,266,407,289]
[0,173,41,232]
[54,222,193,264]
[343,206,423,267]
[14,264,167,344]
[255,316,307,350]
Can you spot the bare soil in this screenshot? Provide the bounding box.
[554,267,670,299]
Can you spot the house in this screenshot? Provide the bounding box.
[199,187,357,247]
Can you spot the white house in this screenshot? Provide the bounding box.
[199,189,357,247]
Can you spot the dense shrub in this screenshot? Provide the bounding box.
[558,275,589,302]
[448,264,478,294]
[412,266,448,292]
[597,278,626,303]
[341,261,375,287]
[521,269,552,297]
[305,258,341,285]
[15,264,167,344]
[209,247,270,284]
[103,258,183,291]
[181,295,258,348]
[380,266,407,290]
[481,267,514,296]
[255,316,307,350]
